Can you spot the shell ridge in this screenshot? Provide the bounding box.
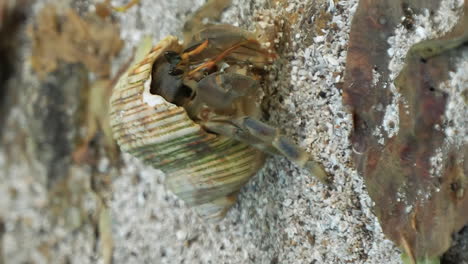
[157,139,245,172]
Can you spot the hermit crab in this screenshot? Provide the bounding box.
[109,24,327,221]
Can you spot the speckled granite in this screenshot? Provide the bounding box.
[1,0,466,263]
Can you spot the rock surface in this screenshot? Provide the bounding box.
[0,0,466,263]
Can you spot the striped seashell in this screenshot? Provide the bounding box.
[109,36,266,220]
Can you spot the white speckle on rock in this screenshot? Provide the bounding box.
[176,230,187,241]
[372,68,381,86]
[438,50,468,148]
[382,102,400,138]
[430,148,444,178]
[313,35,325,43]
[283,198,293,207]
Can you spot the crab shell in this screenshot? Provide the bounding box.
[109,36,266,220]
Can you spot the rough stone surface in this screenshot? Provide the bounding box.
[110,0,401,263]
[1,0,467,263]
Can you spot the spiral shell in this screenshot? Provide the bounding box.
[109,36,265,220]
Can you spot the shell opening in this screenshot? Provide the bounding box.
[149,55,195,107]
[142,74,166,107]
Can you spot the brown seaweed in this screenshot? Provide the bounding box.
[343,0,468,261]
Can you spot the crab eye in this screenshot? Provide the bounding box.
[168,67,184,76]
[150,60,194,106]
[164,51,182,65]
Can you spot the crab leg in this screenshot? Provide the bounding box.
[203,117,328,183]
[108,0,140,12]
[181,40,209,60]
[187,39,260,76]
[189,72,258,110]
